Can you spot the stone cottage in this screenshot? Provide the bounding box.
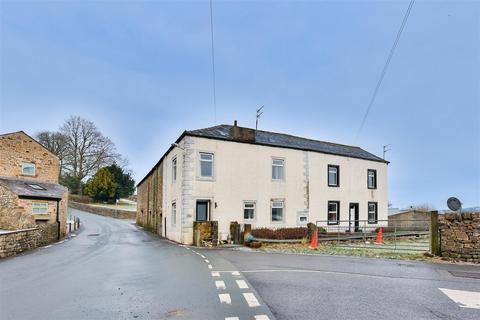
[0,131,68,256]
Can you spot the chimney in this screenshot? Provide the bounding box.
[230,121,255,142]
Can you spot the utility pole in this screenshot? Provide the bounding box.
[256,106,264,133]
[383,144,391,159]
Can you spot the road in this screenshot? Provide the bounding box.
[1,209,479,320]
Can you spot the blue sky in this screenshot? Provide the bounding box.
[0,0,478,209]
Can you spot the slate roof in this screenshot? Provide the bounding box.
[0,177,67,200]
[186,125,387,163]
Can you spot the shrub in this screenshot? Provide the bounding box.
[251,227,308,240]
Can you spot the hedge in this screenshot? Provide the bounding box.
[251,227,308,240]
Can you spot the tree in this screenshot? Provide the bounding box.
[84,168,116,202]
[36,116,124,194]
[105,163,135,199]
[36,131,68,176]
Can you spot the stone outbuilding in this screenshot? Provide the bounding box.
[0,131,68,256]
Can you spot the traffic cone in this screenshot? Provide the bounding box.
[374,227,383,245]
[309,229,318,250]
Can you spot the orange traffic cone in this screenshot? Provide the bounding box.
[374,227,383,245]
[309,230,318,250]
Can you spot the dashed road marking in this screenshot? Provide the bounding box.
[225,317,239,320]
[232,271,240,276]
[208,264,213,269]
[254,315,270,320]
[243,292,260,307]
[236,280,249,289]
[200,254,206,259]
[439,288,480,309]
[215,280,226,290]
[205,259,210,263]
[219,293,232,304]
[211,271,220,277]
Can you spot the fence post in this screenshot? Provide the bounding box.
[430,211,440,256]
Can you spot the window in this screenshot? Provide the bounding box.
[328,165,339,187]
[271,200,284,222]
[272,158,285,181]
[22,162,36,176]
[27,183,46,190]
[327,201,340,225]
[172,202,177,226]
[32,202,48,214]
[368,202,378,224]
[367,169,377,189]
[199,152,214,178]
[172,157,177,182]
[243,202,255,220]
[297,213,309,226]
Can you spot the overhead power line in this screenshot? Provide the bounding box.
[355,0,415,140]
[209,0,217,124]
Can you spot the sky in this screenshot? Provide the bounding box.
[0,0,479,209]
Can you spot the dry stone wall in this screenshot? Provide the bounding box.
[0,228,40,258]
[69,201,136,220]
[439,212,480,263]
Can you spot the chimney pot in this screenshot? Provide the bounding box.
[234,120,238,127]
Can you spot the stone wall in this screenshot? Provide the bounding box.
[0,228,40,258]
[193,221,218,246]
[136,161,163,234]
[69,201,136,220]
[0,131,59,183]
[439,212,480,263]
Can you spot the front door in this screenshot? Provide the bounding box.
[196,201,209,221]
[349,203,359,232]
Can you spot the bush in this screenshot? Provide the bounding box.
[251,227,308,240]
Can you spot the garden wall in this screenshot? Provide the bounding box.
[69,201,136,220]
[0,228,39,258]
[439,212,480,263]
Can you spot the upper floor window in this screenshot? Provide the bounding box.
[22,162,36,176]
[328,201,340,225]
[32,202,48,214]
[271,200,284,222]
[328,165,339,187]
[243,201,255,221]
[272,158,285,181]
[367,169,377,189]
[368,202,378,224]
[172,157,177,182]
[199,152,214,178]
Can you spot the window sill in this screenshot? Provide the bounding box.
[32,214,50,220]
[197,177,215,182]
[368,221,378,224]
[327,222,339,225]
[328,185,340,188]
[368,187,377,190]
[271,179,285,182]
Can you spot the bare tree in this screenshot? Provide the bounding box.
[60,116,120,194]
[36,131,68,176]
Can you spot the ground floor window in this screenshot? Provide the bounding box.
[368,202,378,224]
[32,202,48,214]
[271,200,284,222]
[297,213,309,226]
[243,201,255,221]
[327,201,340,225]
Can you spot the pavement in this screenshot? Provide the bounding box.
[1,209,479,320]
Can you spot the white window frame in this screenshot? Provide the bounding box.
[368,202,378,224]
[271,157,285,181]
[32,202,48,215]
[367,169,377,189]
[172,201,177,227]
[198,152,214,179]
[328,165,339,187]
[271,200,285,223]
[172,156,177,183]
[327,201,340,225]
[243,201,256,221]
[22,162,36,176]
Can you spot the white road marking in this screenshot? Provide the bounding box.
[208,264,213,269]
[219,293,232,304]
[236,280,249,289]
[439,288,480,309]
[225,317,239,320]
[205,259,210,263]
[232,271,240,276]
[243,292,260,307]
[254,316,270,320]
[42,245,52,249]
[200,254,206,259]
[211,271,220,277]
[215,280,226,290]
